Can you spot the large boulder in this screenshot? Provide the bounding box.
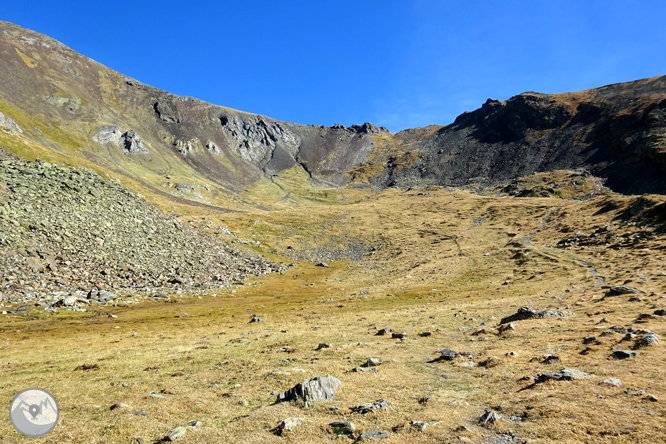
[276,375,341,407]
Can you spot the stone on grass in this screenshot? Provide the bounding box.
[392,332,407,339]
[375,328,391,336]
[350,399,393,414]
[458,361,476,368]
[329,421,355,436]
[353,367,378,373]
[410,420,440,431]
[271,417,304,436]
[604,378,623,387]
[479,409,501,425]
[646,395,659,402]
[535,368,592,383]
[358,431,389,440]
[363,358,381,367]
[612,350,638,359]
[163,426,187,441]
[500,306,572,324]
[276,374,341,407]
[249,315,263,323]
[315,343,331,350]
[110,403,129,410]
[638,334,659,347]
[605,286,645,297]
[439,348,461,360]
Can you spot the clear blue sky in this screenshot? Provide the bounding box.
[4,1,666,132]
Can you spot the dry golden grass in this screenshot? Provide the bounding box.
[2,186,666,443]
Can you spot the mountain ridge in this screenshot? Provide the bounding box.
[1,19,665,208]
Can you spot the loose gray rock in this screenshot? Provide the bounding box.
[612,350,638,359]
[271,417,304,436]
[352,367,378,373]
[375,328,391,336]
[604,378,623,387]
[637,334,659,347]
[315,343,331,350]
[363,358,381,367]
[439,348,462,360]
[479,409,501,425]
[350,399,392,414]
[535,368,592,382]
[110,403,129,410]
[358,430,389,440]
[646,395,659,402]
[249,315,263,323]
[500,306,573,324]
[276,374,341,406]
[163,426,187,441]
[458,361,476,368]
[605,286,645,297]
[329,421,355,436]
[410,420,440,431]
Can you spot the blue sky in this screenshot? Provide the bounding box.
[4,1,666,131]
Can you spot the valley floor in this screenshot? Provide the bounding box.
[1,187,666,443]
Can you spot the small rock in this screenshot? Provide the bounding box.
[625,388,647,396]
[316,343,331,350]
[352,367,378,373]
[418,395,434,405]
[271,417,304,436]
[350,399,393,414]
[329,421,355,436]
[249,315,263,323]
[646,395,659,402]
[637,334,659,347]
[479,409,501,425]
[604,378,623,387]
[110,403,129,410]
[419,331,432,337]
[163,426,187,441]
[458,361,476,368]
[583,336,597,344]
[605,286,645,297]
[375,328,391,336]
[439,348,461,360]
[536,368,592,382]
[410,420,440,431]
[134,410,148,416]
[358,431,390,440]
[612,350,638,359]
[363,358,381,367]
[392,332,407,339]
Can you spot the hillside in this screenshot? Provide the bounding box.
[1,20,666,210]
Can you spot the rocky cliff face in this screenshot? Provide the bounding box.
[367,78,666,194]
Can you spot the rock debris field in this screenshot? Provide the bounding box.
[0,159,286,310]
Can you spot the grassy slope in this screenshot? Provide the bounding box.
[1,186,665,443]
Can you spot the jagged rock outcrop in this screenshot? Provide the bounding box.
[93,126,148,155]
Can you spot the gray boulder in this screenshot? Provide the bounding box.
[358,431,389,440]
[500,306,572,324]
[605,286,645,297]
[276,375,341,407]
[350,399,392,414]
[535,368,592,383]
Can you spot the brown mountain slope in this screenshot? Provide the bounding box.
[1,19,666,210]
